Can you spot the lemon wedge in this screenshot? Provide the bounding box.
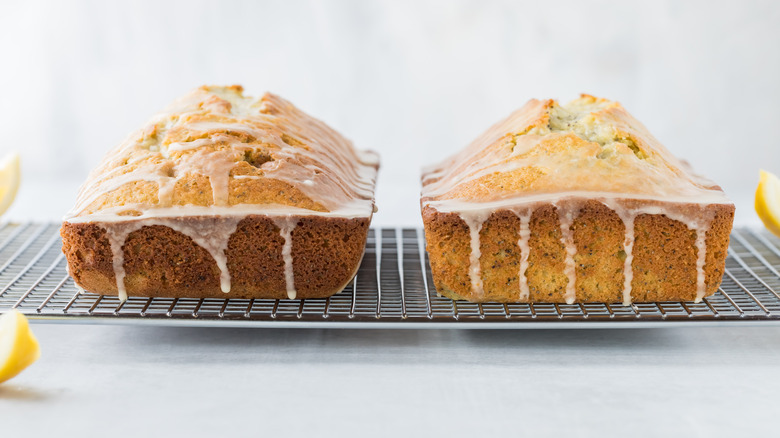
[0,152,21,217]
[0,309,40,384]
[756,169,780,238]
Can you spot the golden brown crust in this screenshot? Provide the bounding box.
[422,201,735,303]
[61,86,377,300]
[420,94,734,304]
[69,85,378,218]
[421,95,725,205]
[61,216,369,299]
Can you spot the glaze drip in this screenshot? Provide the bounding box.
[515,210,532,300]
[460,213,487,298]
[440,195,718,305]
[620,215,636,306]
[105,222,146,302]
[555,203,578,304]
[160,217,242,293]
[157,177,176,206]
[273,217,298,300]
[694,228,708,302]
[102,217,242,301]
[598,198,639,305]
[457,210,495,298]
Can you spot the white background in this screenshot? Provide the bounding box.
[1,0,779,224]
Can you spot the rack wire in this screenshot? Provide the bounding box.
[0,222,779,328]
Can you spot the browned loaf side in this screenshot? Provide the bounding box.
[422,201,734,303]
[62,216,368,299]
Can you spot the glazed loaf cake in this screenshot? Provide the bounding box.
[421,95,734,305]
[62,85,378,301]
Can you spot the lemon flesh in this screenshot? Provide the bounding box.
[755,169,780,238]
[0,309,40,384]
[0,152,21,217]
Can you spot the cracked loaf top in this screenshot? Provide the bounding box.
[65,85,379,222]
[421,94,731,210]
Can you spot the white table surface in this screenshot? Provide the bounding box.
[2,182,778,437]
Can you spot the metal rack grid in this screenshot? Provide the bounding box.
[1,222,779,328]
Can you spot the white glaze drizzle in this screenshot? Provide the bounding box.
[421,94,730,305]
[273,217,298,300]
[457,209,495,298]
[617,202,711,303]
[620,214,636,306]
[514,209,532,300]
[612,203,712,303]
[64,86,378,301]
[105,222,146,302]
[157,177,176,206]
[420,97,729,205]
[66,203,373,223]
[554,202,578,304]
[102,217,242,301]
[159,217,242,293]
[460,212,488,298]
[597,198,637,305]
[433,194,718,305]
[66,86,379,222]
[173,148,241,207]
[694,228,709,302]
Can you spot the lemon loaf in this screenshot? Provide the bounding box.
[61,85,379,301]
[421,95,734,305]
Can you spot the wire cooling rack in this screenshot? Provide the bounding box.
[0,222,779,328]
